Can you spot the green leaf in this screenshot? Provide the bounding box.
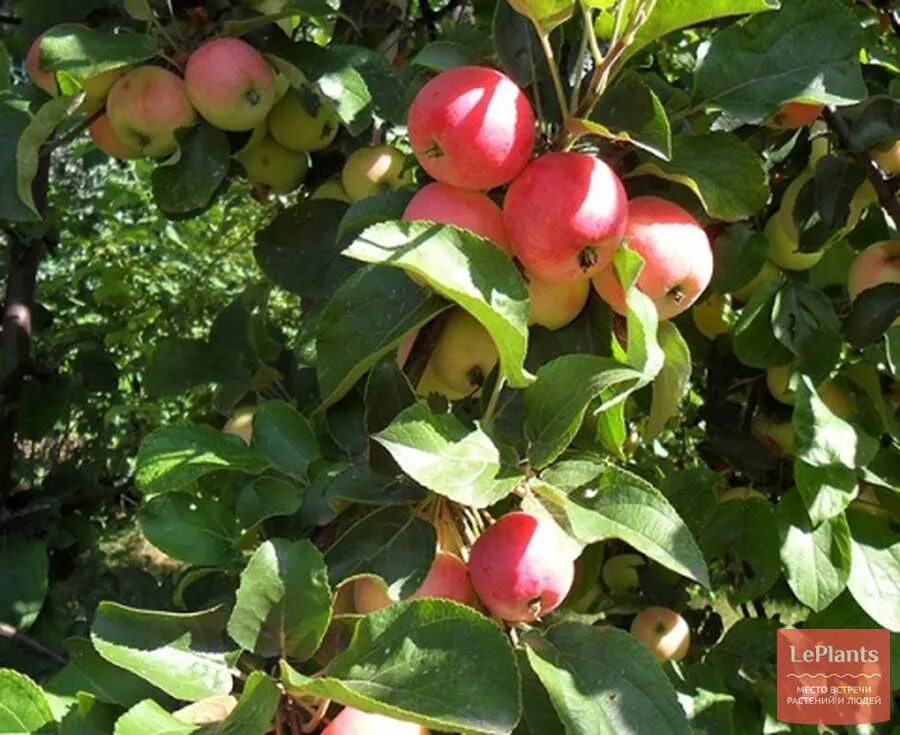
[337,191,413,244]
[316,265,449,408]
[138,492,241,567]
[40,24,157,78]
[581,72,672,159]
[626,0,777,61]
[0,669,54,735]
[236,477,304,530]
[843,283,900,348]
[772,282,842,384]
[59,694,119,735]
[412,41,487,71]
[344,220,532,388]
[251,401,319,478]
[18,95,75,218]
[0,535,47,630]
[114,700,197,735]
[732,280,792,369]
[214,672,280,735]
[374,402,513,508]
[151,125,230,216]
[228,539,331,660]
[614,249,665,377]
[524,624,691,735]
[91,603,233,702]
[710,225,770,295]
[0,94,37,222]
[365,356,416,434]
[267,38,371,135]
[694,0,866,121]
[532,465,709,586]
[280,599,521,735]
[506,0,575,33]
[253,200,351,307]
[846,507,900,632]
[332,45,407,126]
[776,489,851,612]
[135,424,269,496]
[44,638,163,710]
[145,338,249,397]
[629,133,769,221]
[793,377,879,470]
[700,497,780,603]
[646,322,691,439]
[324,506,436,598]
[793,460,857,526]
[524,356,643,468]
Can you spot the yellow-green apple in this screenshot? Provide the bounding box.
[630,607,691,662]
[752,415,794,458]
[224,406,255,444]
[402,182,509,252]
[237,136,308,194]
[592,197,713,319]
[765,214,823,271]
[322,707,428,735]
[268,83,340,152]
[173,696,237,725]
[848,240,900,326]
[732,260,782,302]
[851,484,894,521]
[766,364,795,405]
[602,553,644,593]
[527,271,589,330]
[845,181,876,231]
[719,486,767,502]
[408,65,535,191]
[396,331,417,368]
[311,180,350,202]
[469,511,576,622]
[342,145,409,201]
[430,309,498,394]
[503,152,627,282]
[107,66,196,158]
[766,102,824,130]
[692,293,729,339]
[415,362,467,401]
[871,139,900,175]
[353,551,475,614]
[184,38,275,131]
[89,114,142,159]
[80,68,127,113]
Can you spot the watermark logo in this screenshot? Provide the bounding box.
[777,629,890,724]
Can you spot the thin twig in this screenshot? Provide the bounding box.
[534,27,570,121]
[0,622,68,665]
[822,106,900,225]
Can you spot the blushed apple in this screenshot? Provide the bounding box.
[429,310,498,395]
[630,607,691,662]
[848,240,900,326]
[752,415,794,458]
[469,511,576,622]
[224,406,255,444]
[107,66,196,158]
[592,197,713,319]
[766,102,823,130]
[185,37,276,131]
[268,83,340,152]
[322,707,428,735]
[89,114,142,159]
[527,271,590,330]
[342,145,409,202]
[25,32,58,96]
[503,152,627,283]
[237,136,308,194]
[403,182,509,252]
[408,65,535,190]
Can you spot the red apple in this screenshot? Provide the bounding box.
[592,196,713,319]
[403,182,509,252]
[767,102,823,130]
[354,551,475,614]
[503,152,627,283]
[89,114,142,159]
[184,38,275,131]
[408,66,535,191]
[322,707,428,735]
[848,241,900,326]
[469,511,575,622]
[630,606,691,662]
[107,66,196,158]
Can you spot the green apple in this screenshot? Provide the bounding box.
[416,362,467,401]
[731,260,782,302]
[765,213,823,271]
[692,293,729,339]
[719,486,767,502]
[430,309,498,395]
[268,83,339,152]
[237,136,308,194]
[342,145,410,201]
[766,364,794,405]
[602,554,644,592]
[752,415,794,458]
[311,180,351,203]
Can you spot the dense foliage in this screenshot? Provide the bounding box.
[0,0,898,733]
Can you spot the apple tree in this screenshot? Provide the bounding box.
[0,0,898,733]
